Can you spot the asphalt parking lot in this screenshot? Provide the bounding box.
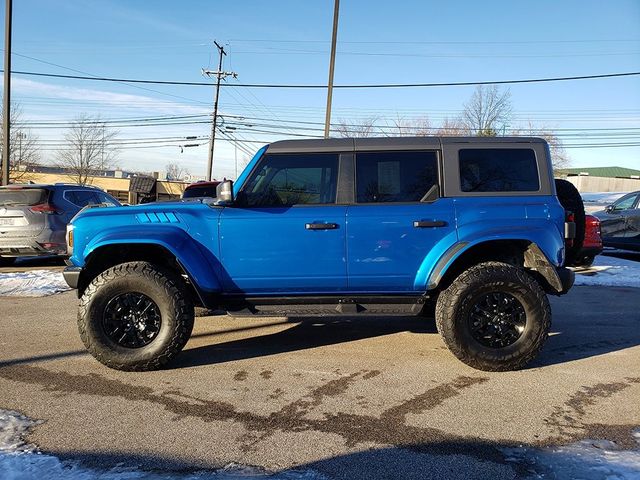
[0,276,639,479]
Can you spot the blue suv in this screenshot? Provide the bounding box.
[64,137,575,371]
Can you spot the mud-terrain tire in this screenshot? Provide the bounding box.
[0,256,17,267]
[435,262,551,371]
[555,179,585,266]
[78,261,194,371]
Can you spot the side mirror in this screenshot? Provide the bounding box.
[605,204,615,213]
[216,180,234,204]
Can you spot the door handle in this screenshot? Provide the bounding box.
[305,222,338,230]
[413,220,447,228]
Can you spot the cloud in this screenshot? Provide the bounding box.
[10,77,209,116]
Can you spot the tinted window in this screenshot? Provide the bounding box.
[65,190,100,207]
[459,149,539,192]
[96,192,120,206]
[240,153,339,207]
[612,193,639,211]
[0,188,47,206]
[355,151,438,203]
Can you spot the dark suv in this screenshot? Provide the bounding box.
[0,183,120,266]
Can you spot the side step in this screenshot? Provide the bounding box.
[219,295,430,317]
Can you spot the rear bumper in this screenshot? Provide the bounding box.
[0,230,66,257]
[63,266,81,289]
[556,266,575,295]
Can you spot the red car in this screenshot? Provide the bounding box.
[181,181,221,199]
[573,214,603,267]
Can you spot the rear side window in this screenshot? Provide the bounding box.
[0,188,47,206]
[459,149,539,192]
[65,190,100,208]
[355,151,438,203]
[240,153,339,207]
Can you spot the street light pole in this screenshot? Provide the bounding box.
[2,0,12,185]
[323,0,340,139]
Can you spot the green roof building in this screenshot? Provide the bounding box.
[558,166,640,179]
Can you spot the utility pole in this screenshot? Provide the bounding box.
[2,0,12,185]
[202,41,237,182]
[323,0,340,138]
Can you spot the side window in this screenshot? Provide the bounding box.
[240,153,339,207]
[65,190,100,208]
[459,149,539,193]
[612,193,639,211]
[355,151,438,203]
[96,192,120,206]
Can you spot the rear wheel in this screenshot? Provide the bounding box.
[78,261,194,371]
[435,262,551,371]
[555,179,585,266]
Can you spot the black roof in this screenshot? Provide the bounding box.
[266,136,546,154]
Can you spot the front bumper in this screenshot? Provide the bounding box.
[63,266,81,289]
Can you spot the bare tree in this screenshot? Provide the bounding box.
[513,122,570,170]
[383,115,432,136]
[462,85,513,136]
[0,103,40,183]
[165,162,190,181]
[334,117,378,138]
[434,117,469,136]
[56,114,119,185]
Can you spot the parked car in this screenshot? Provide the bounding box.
[593,190,640,252]
[181,181,221,199]
[64,137,576,372]
[0,183,120,266]
[571,214,603,267]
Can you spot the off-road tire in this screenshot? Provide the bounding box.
[555,179,585,266]
[78,261,194,371]
[435,262,551,371]
[0,256,17,267]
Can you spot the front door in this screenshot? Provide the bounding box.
[219,151,347,294]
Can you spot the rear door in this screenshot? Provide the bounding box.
[346,150,456,292]
[219,151,348,294]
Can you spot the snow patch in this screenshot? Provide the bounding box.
[0,410,324,479]
[573,255,640,288]
[0,270,70,297]
[503,434,640,479]
[581,192,627,206]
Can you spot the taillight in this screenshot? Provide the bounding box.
[29,203,58,214]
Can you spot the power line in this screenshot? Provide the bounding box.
[4,69,639,88]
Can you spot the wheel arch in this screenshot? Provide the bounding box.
[78,241,217,306]
[426,239,565,294]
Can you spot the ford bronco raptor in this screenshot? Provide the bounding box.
[64,137,577,372]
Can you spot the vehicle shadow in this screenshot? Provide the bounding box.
[172,315,438,369]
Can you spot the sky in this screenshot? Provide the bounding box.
[1,0,639,179]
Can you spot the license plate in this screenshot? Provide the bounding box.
[0,218,15,225]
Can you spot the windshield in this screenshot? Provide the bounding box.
[0,188,48,206]
[182,185,219,198]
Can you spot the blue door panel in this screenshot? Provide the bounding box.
[346,199,457,292]
[219,206,347,293]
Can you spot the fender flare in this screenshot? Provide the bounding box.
[83,225,223,294]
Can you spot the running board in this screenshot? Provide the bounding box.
[217,295,430,317]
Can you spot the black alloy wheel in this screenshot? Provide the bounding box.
[468,292,526,348]
[102,292,162,348]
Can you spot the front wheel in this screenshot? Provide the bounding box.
[435,262,551,371]
[78,261,194,371]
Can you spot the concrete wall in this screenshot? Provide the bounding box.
[565,175,640,193]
